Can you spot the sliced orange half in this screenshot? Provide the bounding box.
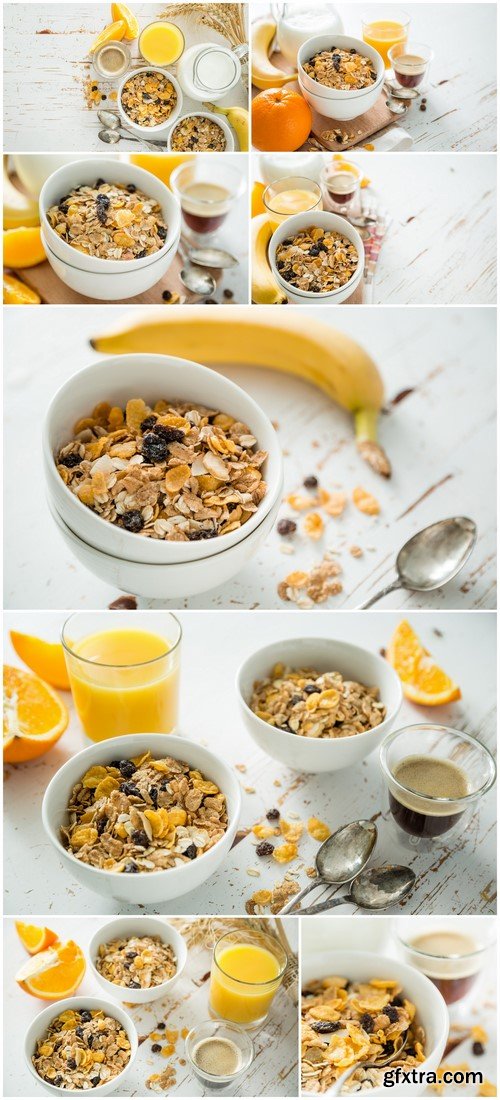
[16,940,86,1000]
[9,632,70,691]
[3,666,68,763]
[90,19,126,53]
[111,3,139,40]
[387,621,462,706]
[15,921,59,955]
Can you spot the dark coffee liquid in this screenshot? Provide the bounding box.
[394,54,426,88]
[389,754,469,838]
[182,210,227,233]
[325,173,357,204]
[389,790,465,837]
[430,972,478,1004]
[180,181,230,235]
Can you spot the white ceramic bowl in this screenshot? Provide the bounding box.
[167,111,235,152]
[118,67,183,136]
[47,488,281,599]
[301,951,448,1097]
[43,353,283,564]
[39,158,181,275]
[89,917,187,1004]
[298,34,384,120]
[24,996,137,1097]
[269,211,364,305]
[42,734,241,904]
[40,227,178,301]
[236,637,403,773]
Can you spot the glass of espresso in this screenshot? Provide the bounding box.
[320,164,361,215]
[396,918,496,1005]
[388,41,434,92]
[170,161,245,243]
[379,725,496,848]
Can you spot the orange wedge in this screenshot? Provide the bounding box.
[251,181,266,218]
[15,921,59,955]
[111,3,139,40]
[16,940,86,1000]
[9,632,70,690]
[90,19,126,53]
[387,621,462,706]
[3,666,68,763]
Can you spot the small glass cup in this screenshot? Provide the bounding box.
[320,163,361,214]
[263,176,322,230]
[92,40,131,80]
[379,725,496,851]
[170,161,245,244]
[362,7,410,70]
[209,928,288,1029]
[395,917,496,1006]
[62,611,181,743]
[185,1020,254,1092]
[388,41,434,93]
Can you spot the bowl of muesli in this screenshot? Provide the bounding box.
[24,996,138,1095]
[89,916,187,1003]
[297,34,384,120]
[269,211,364,304]
[39,158,181,300]
[301,952,448,1096]
[237,637,402,772]
[118,68,183,136]
[43,352,283,565]
[42,734,241,903]
[167,111,234,152]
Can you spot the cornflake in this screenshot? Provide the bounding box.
[96,935,176,988]
[303,46,377,91]
[46,181,168,261]
[33,1008,131,1090]
[276,226,359,294]
[250,664,386,739]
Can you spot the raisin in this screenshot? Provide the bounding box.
[473,1041,485,1056]
[187,527,217,540]
[59,452,82,468]
[121,509,143,533]
[76,1026,85,1039]
[90,1078,100,1088]
[109,595,138,610]
[143,93,151,100]
[304,475,318,489]
[140,415,158,432]
[58,202,69,215]
[335,134,343,144]
[311,1021,341,1033]
[157,1022,166,1030]
[391,997,403,1007]
[136,249,147,259]
[305,684,318,694]
[80,1011,92,1023]
[154,424,185,444]
[291,695,302,705]
[54,1078,63,1087]
[67,1058,77,1069]
[256,841,274,856]
[127,184,137,193]
[277,518,297,536]
[162,289,172,301]
[385,1005,399,1023]
[420,103,427,111]
[151,1043,162,1053]
[128,980,141,988]
[124,862,139,873]
[266,808,280,820]
[101,94,107,100]
[118,760,136,778]
[157,225,167,241]
[150,787,159,808]
[359,1013,374,1033]
[223,288,234,300]
[87,1035,94,1048]
[119,780,140,799]
[350,46,357,53]
[132,829,150,848]
[309,246,320,256]
[95,178,105,186]
[126,951,138,959]
[384,1040,395,1055]
[142,432,168,463]
[184,843,197,859]
[96,816,107,836]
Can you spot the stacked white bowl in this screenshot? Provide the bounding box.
[39,159,182,301]
[118,67,183,138]
[269,210,365,305]
[297,34,385,121]
[43,354,284,598]
[167,111,235,151]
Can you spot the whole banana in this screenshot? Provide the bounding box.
[90,308,391,477]
[251,20,298,90]
[3,157,40,229]
[203,102,249,152]
[251,215,287,305]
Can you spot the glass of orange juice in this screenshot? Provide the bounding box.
[263,176,322,230]
[139,21,185,66]
[209,929,288,1029]
[62,611,181,742]
[362,7,410,69]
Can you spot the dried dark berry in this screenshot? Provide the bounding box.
[162,289,172,301]
[90,1078,100,1088]
[311,1021,342,1034]
[420,103,427,111]
[109,595,138,610]
[142,432,168,463]
[126,951,138,959]
[405,1048,416,1058]
[223,288,234,300]
[124,862,139,873]
[184,843,197,860]
[136,248,147,258]
[473,1041,485,1056]
[157,1022,166,1030]
[67,1058,77,1069]
[101,94,107,100]
[92,85,98,92]
[256,841,274,856]
[154,424,185,444]
[359,1013,374,1033]
[391,996,403,1007]
[140,415,158,432]
[76,1026,85,1039]
[157,225,167,241]
[385,1005,399,1023]
[96,816,108,835]
[132,829,150,848]
[304,475,318,489]
[151,1043,162,1053]
[187,527,217,540]
[96,192,109,206]
[127,980,140,988]
[80,1011,92,1023]
[58,202,69,215]
[305,683,318,694]
[121,509,144,532]
[335,134,343,144]
[54,1077,63,1087]
[59,451,82,468]
[309,246,320,256]
[127,184,137,193]
[95,178,105,186]
[350,46,357,53]
[118,759,136,778]
[150,787,159,808]
[96,193,110,224]
[277,518,297,536]
[143,93,152,100]
[87,1034,94,1048]
[266,808,280,820]
[291,695,302,706]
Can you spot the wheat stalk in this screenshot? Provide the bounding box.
[161,3,247,48]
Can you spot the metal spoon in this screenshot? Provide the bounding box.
[329,1031,409,1096]
[178,240,216,296]
[386,97,408,115]
[97,110,169,150]
[384,81,419,100]
[280,820,377,915]
[185,245,239,269]
[99,128,148,147]
[358,516,477,610]
[299,865,416,916]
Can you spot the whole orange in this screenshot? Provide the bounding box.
[252,88,312,152]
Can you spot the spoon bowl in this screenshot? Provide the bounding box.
[300,864,415,915]
[280,819,377,914]
[386,97,408,114]
[187,245,238,269]
[359,517,477,609]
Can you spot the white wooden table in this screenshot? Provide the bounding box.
[4,610,496,917]
[3,916,298,1097]
[252,2,497,152]
[4,305,496,610]
[3,3,249,152]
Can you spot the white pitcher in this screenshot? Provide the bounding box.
[271,2,344,67]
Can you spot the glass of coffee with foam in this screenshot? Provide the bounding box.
[170,160,245,244]
[396,917,496,1005]
[388,41,434,92]
[379,725,496,848]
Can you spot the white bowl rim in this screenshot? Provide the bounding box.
[298,33,385,98]
[168,110,234,150]
[41,734,242,882]
[297,69,384,101]
[24,995,137,1096]
[40,227,177,276]
[88,917,188,994]
[118,66,183,134]
[39,159,181,272]
[44,353,282,559]
[236,636,403,750]
[270,212,364,300]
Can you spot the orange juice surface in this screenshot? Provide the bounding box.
[267,188,322,228]
[67,629,179,741]
[363,20,408,67]
[209,943,282,1025]
[139,21,184,65]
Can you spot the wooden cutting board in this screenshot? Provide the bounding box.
[11,252,220,305]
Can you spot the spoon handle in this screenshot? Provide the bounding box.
[357,579,402,610]
[279,879,327,914]
[296,894,351,916]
